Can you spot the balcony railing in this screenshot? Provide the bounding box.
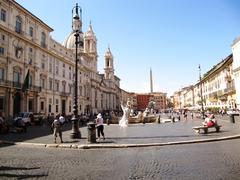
[0,79,41,92]
[60,91,71,96]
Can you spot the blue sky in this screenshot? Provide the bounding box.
[16,0,240,96]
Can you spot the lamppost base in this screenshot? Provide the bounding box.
[70,116,81,139]
[70,131,81,139]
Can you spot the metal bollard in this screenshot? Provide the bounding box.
[230,114,235,123]
[87,122,96,143]
[178,116,180,121]
[157,115,161,123]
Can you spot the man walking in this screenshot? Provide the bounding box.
[52,114,63,143]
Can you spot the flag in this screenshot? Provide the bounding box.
[22,70,29,92]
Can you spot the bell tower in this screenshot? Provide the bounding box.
[104,46,114,81]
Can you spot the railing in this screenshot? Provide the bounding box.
[224,86,235,94]
[59,91,71,96]
[0,79,41,92]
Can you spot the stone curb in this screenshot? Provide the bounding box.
[1,134,240,149]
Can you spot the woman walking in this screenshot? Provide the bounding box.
[95,113,105,141]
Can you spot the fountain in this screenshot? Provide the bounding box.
[119,100,131,127]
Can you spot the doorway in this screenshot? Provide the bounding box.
[13,92,21,116]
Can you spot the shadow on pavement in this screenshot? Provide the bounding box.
[0,166,48,179]
[0,123,73,147]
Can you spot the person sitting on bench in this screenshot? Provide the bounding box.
[202,114,217,127]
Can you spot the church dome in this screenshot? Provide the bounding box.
[63,31,84,50]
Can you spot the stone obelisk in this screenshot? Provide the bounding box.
[150,68,153,93]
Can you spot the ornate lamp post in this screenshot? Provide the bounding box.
[198,64,205,119]
[70,3,83,139]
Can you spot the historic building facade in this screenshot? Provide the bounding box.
[0,0,126,119]
[130,92,167,112]
[232,37,240,109]
[173,54,236,111]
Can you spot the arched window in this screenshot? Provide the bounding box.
[15,16,22,34]
[41,32,46,48]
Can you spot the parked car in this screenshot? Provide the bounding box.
[14,112,33,126]
[33,113,45,125]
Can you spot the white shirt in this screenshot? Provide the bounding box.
[59,116,65,124]
[96,117,104,126]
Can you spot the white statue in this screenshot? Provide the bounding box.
[119,100,131,127]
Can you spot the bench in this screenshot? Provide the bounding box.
[193,125,222,134]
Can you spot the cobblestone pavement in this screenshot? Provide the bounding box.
[0,115,240,147]
[1,138,240,179]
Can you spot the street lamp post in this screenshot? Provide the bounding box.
[70,4,83,139]
[198,64,205,119]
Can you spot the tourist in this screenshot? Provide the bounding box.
[95,113,105,141]
[52,114,63,143]
[59,113,65,126]
[202,114,217,127]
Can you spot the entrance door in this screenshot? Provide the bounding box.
[61,100,66,115]
[13,92,21,116]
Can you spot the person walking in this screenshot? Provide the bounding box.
[59,113,65,126]
[51,114,63,143]
[95,113,105,141]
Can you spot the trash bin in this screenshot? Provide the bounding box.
[87,122,96,143]
[230,114,235,123]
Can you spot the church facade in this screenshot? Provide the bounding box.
[0,0,126,120]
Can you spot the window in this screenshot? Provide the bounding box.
[41,101,44,111]
[29,27,33,37]
[29,74,32,87]
[28,99,33,112]
[40,78,45,89]
[69,100,71,113]
[13,71,20,83]
[56,99,59,113]
[69,84,72,94]
[15,16,22,34]
[56,63,59,75]
[1,9,6,22]
[49,79,53,90]
[48,104,51,113]
[0,97,4,112]
[106,59,110,67]
[1,34,5,41]
[55,81,59,91]
[0,47,4,55]
[62,82,66,92]
[49,62,52,73]
[41,60,45,69]
[62,69,65,78]
[0,68,4,80]
[80,86,82,96]
[69,67,71,80]
[41,32,46,48]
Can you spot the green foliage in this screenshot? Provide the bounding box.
[206,107,220,114]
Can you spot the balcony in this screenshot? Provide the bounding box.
[15,27,22,35]
[60,91,71,97]
[40,42,47,49]
[0,79,41,92]
[224,86,235,94]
